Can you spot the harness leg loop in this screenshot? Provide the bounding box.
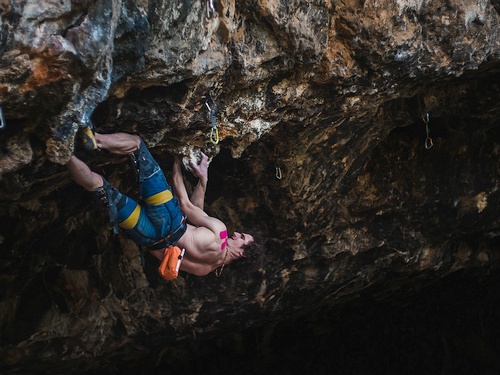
[91,179,123,234]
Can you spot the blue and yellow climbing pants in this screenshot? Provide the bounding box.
[93,139,186,247]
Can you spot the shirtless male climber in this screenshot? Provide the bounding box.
[66,132,260,278]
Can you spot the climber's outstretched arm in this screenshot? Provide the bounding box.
[172,156,226,237]
[173,156,208,219]
[189,152,209,210]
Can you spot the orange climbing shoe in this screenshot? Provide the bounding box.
[81,126,98,151]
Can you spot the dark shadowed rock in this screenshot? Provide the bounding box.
[0,0,499,373]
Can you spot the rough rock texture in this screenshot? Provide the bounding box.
[1,0,500,373]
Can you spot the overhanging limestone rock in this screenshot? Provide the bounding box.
[0,0,499,373]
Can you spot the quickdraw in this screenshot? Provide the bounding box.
[205,97,219,144]
[0,107,6,130]
[274,146,283,180]
[206,0,216,19]
[422,112,433,149]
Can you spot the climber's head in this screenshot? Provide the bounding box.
[228,231,264,271]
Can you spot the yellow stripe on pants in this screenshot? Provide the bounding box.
[119,205,141,230]
[144,190,173,205]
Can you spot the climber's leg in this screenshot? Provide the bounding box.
[129,140,184,239]
[93,132,165,198]
[81,125,98,151]
[66,155,161,242]
[66,155,104,190]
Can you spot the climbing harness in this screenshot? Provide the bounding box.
[422,112,433,149]
[92,180,120,235]
[206,0,216,19]
[0,107,6,130]
[146,216,188,250]
[205,96,219,144]
[274,146,283,180]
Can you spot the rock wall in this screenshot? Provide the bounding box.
[0,0,499,373]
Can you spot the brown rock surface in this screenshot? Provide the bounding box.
[1,0,499,373]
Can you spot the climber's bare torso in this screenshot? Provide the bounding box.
[150,220,229,276]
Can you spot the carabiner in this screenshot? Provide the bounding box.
[425,137,433,149]
[421,112,429,124]
[206,0,216,18]
[273,146,283,179]
[206,97,219,144]
[210,126,219,144]
[275,165,282,180]
[422,112,433,149]
[0,107,5,130]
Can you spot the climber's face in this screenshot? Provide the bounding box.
[229,232,254,256]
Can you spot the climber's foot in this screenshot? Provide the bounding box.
[81,126,98,151]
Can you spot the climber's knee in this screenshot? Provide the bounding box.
[130,140,161,181]
[91,180,117,206]
[90,179,126,234]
